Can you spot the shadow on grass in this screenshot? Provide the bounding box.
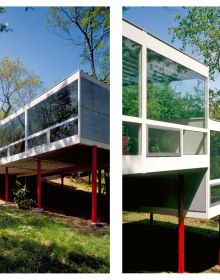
[0,236,108,273]
[0,206,109,273]
[42,180,109,223]
[123,219,218,273]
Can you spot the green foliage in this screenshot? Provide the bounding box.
[123,85,139,117]
[169,7,220,81]
[0,56,42,118]
[13,181,36,210]
[47,7,110,82]
[209,89,220,120]
[147,82,204,124]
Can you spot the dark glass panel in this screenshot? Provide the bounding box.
[50,120,78,143]
[123,37,141,117]
[122,122,141,155]
[28,80,78,135]
[10,141,25,156]
[0,149,7,158]
[210,131,220,179]
[210,185,220,207]
[0,113,25,148]
[28,133,47,149]
[147,49,206,128]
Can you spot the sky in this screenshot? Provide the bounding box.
[0,7,90,91]
[123,7,220,90]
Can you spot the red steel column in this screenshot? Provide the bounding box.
[178,174,184,273]
[5,167,8,203]
[37,159,41,209]
[92,146,97,224]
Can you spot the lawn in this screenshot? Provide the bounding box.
[0,203,110,273]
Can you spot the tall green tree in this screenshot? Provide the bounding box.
[0,56,42,118]
[169,7,220,119]
[47,7,110,82]
[169,7,220,81]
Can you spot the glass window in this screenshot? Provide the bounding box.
[147,49,206,128]
[210,131,220,179]
[148,127,180,155]
[122,122,141,155]
[28,80,78,136]
[10,141,25,156]
[210,185,220,207]
[50,120,78,143]
[0,113,25,148]
[28,133,47,149]
[183,130,206,155]
[123,37,141,117]
[0,149,7,158]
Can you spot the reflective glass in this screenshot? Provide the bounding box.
[122,122,141,155]
[28,133,47,149]
[28,80,78,135]
[210,130,220,179]
[0,149,7,158]
[10,141,25,156]
[50,120,78,143]
[123,37,141,117]
[210,185,220,207]
[148,127,180,155]
[147,49,206,128]
[0,113,25,148]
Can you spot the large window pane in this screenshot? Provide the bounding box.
[210,185,220,207]
[28,80,78,136]
[0,113,25,148]
[123,37,141,117]
[210,130,220,179]
[147,49,206,128]
[10,141,25,156]
[0,149,7,158]
[122,122,141,155]
[50,120,78,143]
[148,127,180,155]
[28,133,47,149]
[183,130,206,155]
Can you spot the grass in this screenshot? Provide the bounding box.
[0,203,110,273]
[123,211,219,232]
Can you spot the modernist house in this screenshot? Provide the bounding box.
[122,19,220,272]
[0,70,110,224]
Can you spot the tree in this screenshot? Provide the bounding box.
[0,7,10,32]
[47,7,110,82]
[169,7,220,81]
[0,56,42,118]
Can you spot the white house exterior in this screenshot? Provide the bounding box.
[122,19,220,220]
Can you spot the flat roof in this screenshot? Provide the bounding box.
[123,18,207,68]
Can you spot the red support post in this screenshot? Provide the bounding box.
[178,174,184,273]
[92,146,97,224]
[37,159,41,209]
[61,174,64,188]
[5,167,8,203]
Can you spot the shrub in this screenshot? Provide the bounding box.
[13,181,36,210]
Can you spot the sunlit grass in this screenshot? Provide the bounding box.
[0,204,109,273]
